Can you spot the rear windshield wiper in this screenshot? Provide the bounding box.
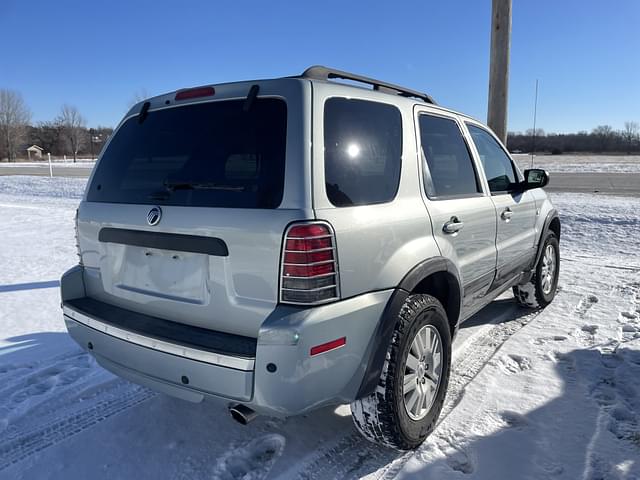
[163,181,246,192]
[138,101,151,124]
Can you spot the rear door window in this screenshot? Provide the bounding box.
[87,98,287,208]
[324,98,402,207]
[418,114,480,198]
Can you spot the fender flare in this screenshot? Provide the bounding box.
[530,209,560,270]
[355,257,462,399]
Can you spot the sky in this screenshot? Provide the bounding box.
[1,0,638,133]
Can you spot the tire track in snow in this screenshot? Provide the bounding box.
[294,305,544,480]
[0,356,156,471]
[378,307,544,480]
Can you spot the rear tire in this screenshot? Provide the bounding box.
[350,294,451,450]
[513,232,559,308]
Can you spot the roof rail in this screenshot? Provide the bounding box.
[301,65,436,105]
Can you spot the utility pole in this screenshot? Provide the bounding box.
[89,128,95,160]
[531,79,539,168]
[487,0,512,145]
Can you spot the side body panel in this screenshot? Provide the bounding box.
[419,196,497,302]
[310,82,442,298]
[462,120,538,287]
[413,107,498,307]
[489,191,537,283]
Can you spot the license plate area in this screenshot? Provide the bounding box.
[102,244,210,304]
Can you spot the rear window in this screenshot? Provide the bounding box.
[87,98,287,208]
[324,98,402,207]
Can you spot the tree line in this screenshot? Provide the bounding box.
[2,86,639,161]
[0,88,113,162]
[508,123,640,154]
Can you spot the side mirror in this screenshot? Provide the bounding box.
[523,168,549,190]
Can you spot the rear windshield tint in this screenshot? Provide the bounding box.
[87,98,287,208]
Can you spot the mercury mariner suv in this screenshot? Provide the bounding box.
[61,66,560,450]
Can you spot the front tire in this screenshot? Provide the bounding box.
[350,294,451,450]
[513,232,560,308]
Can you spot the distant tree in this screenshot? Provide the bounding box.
[622,121,639,153]
[0,89,31,161]
[592,125,615,152]
[507,127,635,154]
[57,104,87,162]
[30,121,64,155]
[525,128,545,137]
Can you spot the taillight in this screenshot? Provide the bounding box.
[74,208,83,266]
[280,222,339,305]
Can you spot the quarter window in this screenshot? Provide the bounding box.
[467,124,518,193]
[324,98,402,207]
[418,115,480,198]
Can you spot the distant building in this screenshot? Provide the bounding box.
[26,145,44,160]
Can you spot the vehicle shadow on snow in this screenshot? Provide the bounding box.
[459,297,530,329]
[402,346,640,479]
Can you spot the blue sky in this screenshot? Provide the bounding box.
[1,0,638,133]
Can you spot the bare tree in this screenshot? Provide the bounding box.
[32,121,64,155]
[525,128,546,137]
[0,89,31,161]
[57,104,87,162]
[622,121,639,153]
[592,125,614,152]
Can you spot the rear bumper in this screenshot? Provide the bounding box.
[61,265,391,416]
[64,315,253,402]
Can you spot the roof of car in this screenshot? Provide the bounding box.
[128,66,481,127]
[294,65,479,124]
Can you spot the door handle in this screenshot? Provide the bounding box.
[443,216,464,234]
[501,208,513,221]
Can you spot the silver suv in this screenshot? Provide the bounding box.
[60,66,560,450]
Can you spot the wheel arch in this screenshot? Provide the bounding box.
[531,209,560,269]
[402,259,462,336]
[548,215,561,239]
[355,257,462,399]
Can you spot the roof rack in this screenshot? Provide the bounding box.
[301,65,436,105]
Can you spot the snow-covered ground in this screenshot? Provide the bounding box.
[513,154,640,174]
[1,176,639,479]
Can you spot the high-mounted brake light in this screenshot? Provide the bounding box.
[280,222,340,305]
[174,86,215,101]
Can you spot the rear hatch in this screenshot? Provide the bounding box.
[77,79,312,338]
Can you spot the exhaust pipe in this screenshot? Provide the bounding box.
[229,404,258,425]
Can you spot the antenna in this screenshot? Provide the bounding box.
[530,79,539,168]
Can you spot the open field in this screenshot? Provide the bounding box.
[0,176,639,479]
[3,155,640,197]
[513,154,640,173]
[0,162,95,178]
